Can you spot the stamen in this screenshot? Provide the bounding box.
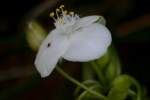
[59,19,64,24]
[49,12,56,21]
[69,12,74,15]
[59,5,64,9]
[56,8,60,18]
[49,4,79,28]
[59,5,65,14]
[64,10,68,15]
[49,12,54,17]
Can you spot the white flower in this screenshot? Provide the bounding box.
[34,5,112,77]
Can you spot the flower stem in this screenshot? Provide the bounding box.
[56,66,107,100]
[90,61,105,85]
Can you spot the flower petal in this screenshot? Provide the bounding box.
[63,23,112,62]
[74,15,101,30]
[96,16,106,25]
[34,29,69,77]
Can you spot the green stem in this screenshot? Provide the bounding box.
[129,77,142,100]
[128,89,137,100]
[77,85,100,100]
[90,61,105,85]
[56,66,107,100]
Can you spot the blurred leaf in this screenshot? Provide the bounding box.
[25,21,47,51]
[96,49,110,70]
[82,63,95,81]
[95,46,121,83]
[108,75,132,100]
[105,46,121,82]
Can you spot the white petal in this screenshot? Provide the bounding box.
[63,23,112,62]
[34,29,69,77]
[97,16,106,25]
[74,15,101,30]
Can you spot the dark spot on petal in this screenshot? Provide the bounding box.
[47,43,51,48]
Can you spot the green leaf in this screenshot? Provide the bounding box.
[95,46,111,71]
[105,47,121,82]
[95,46,121,83]
[108,75,132,100]
[96,51,110,70]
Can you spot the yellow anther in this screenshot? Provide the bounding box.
[56,8,60,17]
[59,5,65,14]
[56,8,60,12]
[49,12,54,17]
[59,5,64,8]
[69,12,74,15]
[58,19,64,24]
[63,10,68,14]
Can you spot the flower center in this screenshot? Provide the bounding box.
[49,5,80,34]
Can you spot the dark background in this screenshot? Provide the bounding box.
[0,0,150,99]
